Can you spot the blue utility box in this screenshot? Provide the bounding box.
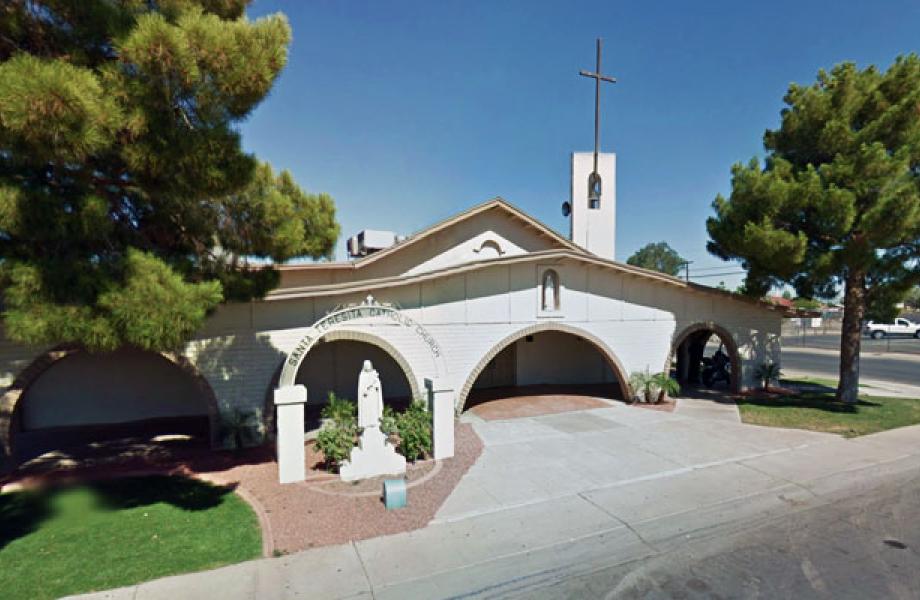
[383,478,407,510]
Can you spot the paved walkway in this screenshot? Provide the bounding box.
[73,404,920,600]
[675,394,740,422]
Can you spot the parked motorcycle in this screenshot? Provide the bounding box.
[701,345,731,388]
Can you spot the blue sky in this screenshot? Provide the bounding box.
[241,0,920,290]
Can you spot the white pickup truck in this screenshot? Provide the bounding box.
[864,318,920,339]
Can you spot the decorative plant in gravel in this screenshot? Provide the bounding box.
[651,372,680,403]
[396,399,433,462]
[379,399,433,462]
[379,405,399,442]
[629,369,657,403]
[315,393,358,471]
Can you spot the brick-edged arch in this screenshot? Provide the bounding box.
[668,322,742,392]
[264,329,423,435]
[457,323,632,411]
[0,345,221,468]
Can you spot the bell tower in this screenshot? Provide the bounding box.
[570,152,616,260]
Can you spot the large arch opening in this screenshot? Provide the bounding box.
[1,347,219,472]
[670,323,742,393]
[293,333,419,433]
[459,325,630,418]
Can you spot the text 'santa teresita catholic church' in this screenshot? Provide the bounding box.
[0,42,800,474]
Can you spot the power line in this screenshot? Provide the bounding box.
[688,271,747,279]
[687,265,744,272]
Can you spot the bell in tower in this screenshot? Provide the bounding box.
[587,171,602,209]
[570,152,616,260]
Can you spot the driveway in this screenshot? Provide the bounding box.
[74,402,920,600]
[437,401,824,522]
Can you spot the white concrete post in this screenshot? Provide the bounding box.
[274,384,307,484]
[426,378,455,460]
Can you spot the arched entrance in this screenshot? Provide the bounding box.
[669,323,742,392]
[0,346,219,470]
[458,323,631,414]
[285,330,420,433]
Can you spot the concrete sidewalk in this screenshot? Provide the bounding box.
[72,405,920,600]
[675,395,741,422]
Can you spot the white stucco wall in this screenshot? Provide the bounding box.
[515,331,615,386]
[21,349,207,429]
[405,230,527,276]
[0,256,783,436]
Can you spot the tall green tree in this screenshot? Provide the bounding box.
[904,286,920,310]
[0,1,339,352]
[707,56,920,402]
[626,241,686,276]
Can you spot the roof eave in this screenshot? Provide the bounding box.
[266,249,789,316]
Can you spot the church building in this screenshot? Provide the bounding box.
[0,149,797,473]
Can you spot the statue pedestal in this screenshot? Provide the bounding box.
[339,426,406,482]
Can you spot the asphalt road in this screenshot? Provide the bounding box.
[783,332,920,355]
[510,470,920,600]
[782,347,920,387]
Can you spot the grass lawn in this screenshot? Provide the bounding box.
[737,379,920,437]
[0,475,261,600]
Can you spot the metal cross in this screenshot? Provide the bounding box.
[579,38,617,183]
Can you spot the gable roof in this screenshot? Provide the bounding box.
[276,197,585,272]
[270,246,805,317]
[271,197,811,318]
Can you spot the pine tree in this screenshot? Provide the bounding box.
[707,56,920,403]
[0,1,339,352]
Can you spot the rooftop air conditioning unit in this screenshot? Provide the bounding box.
[346,230,403,258]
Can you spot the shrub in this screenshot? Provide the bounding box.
[390,399,433,462]
[315,394,433,468]
[315,425,356,469]
[630,370,680,403]
[315,393,358,471]
[651,372,680,403]
[321,392,357,424]
[379,404,399,439]
[629,369,656,403]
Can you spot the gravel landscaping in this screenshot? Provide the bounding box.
[203,423,482,553]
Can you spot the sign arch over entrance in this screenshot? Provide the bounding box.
[263,330,424,435]
[277,296,445,388]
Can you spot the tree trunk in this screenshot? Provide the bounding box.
[837,269,866,404]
